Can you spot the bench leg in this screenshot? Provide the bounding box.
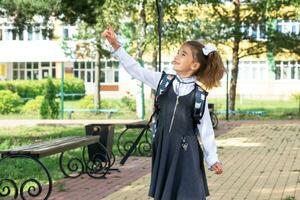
[117,125,152,165]
[0,155,52,200]
[107,112,112,119]
[58,144,111,180]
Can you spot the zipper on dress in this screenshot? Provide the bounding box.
[169,95,179,133]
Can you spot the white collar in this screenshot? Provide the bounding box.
[175,74,196,84]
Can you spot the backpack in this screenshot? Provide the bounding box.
[151,71,208,138]
[119,71,208,165]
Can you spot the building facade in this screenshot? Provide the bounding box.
[0,17,299,100]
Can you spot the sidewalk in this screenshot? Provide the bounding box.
[101,121,300,200]
[2,120,300,200]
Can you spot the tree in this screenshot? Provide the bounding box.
[162,0,300,111]
[0,0,57,38]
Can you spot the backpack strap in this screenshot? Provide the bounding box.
[193,84,208,123]
[152,71,175,139]
[154,71,176,109]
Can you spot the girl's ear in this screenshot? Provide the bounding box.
[191,62,200,71]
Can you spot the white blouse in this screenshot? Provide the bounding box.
[113,47,219,169]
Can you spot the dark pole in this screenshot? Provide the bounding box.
[156,0,162,72]
[226,60,229,121]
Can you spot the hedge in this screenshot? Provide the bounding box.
[0,78,85,99]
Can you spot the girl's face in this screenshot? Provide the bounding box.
[172,44,200,77]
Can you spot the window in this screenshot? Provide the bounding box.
[34,28,40,40]
[42,29,47,40]
[73,61,119,83]
[114,71,119,82]
[276,20,282,32]
[5,29,11,40]
[275,61,281,80]
[18,31,24,40]
[28,27,33,40]
[12,29,17,40]
[259,24,266,39]
[250,25,257,39]
[63,28,69,39]
[275,61,300,80]
[100,70,105,83]
[282,61,289,79]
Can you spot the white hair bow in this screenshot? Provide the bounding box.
[202,45,217,56]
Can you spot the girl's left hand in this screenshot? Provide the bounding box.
[211,162,223,175]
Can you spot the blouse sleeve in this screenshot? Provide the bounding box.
[196,100,220,169]
[113,47,162,90]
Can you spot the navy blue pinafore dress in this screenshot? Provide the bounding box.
[148,80,209,200]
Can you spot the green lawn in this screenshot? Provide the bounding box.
[0,97,299,120]
[208,98,300,120]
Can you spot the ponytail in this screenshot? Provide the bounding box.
[183,41,225,90]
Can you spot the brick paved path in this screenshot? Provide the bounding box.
[102,123,300,200]
[2,120,299,200]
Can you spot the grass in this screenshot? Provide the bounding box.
[208,98,300,120]
[0,97,299,120]
[0,125,147,192]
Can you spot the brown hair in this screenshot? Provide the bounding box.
[183,41,225,90]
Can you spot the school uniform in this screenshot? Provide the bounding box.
[113,47,220,200]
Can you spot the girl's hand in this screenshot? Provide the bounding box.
[211,162,223,175]
[101,25,121,51]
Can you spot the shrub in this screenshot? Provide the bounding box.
[78,95,95,109]
[0,78,85,99]
[0,90,22,114]
[77,96,136,111]
[22,96,44,114]
[121,96,136,111]
[40,79,59,119]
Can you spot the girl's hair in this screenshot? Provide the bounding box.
[183,41,225,90]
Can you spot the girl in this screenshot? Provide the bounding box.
[102,26,224,200]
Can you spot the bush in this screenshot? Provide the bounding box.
[0,78,85,99]
[78,95,95,109]
[22,96,44,114]
[40,79,59,119]
[0,90,22,114]
[77,95,136,112]
[121,96,136,111]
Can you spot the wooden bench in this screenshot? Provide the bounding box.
[64,108,118,119]
[0,135,112,200]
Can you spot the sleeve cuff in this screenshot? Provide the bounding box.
[206,155,220,169]
[112,46,124,58]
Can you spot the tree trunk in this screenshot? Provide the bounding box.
[151,48,158,99]
[229,41,239,111]
[229,1,241,111]
[94,48,101,109]
[135,0,147,119]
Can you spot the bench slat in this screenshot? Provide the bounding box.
[0,136,100,158]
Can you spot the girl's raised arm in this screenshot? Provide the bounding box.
[102,26,162,89]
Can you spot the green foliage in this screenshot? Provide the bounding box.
[0,90,22,114]
[58,0,106,25]
[0,0,58,38]
[0,78,85,99]
[40,79,59,119]
[22,96,44,114]
[77,95,95,109]
[291,93,300,101]
[77,95,136,111]
[121,96,136,112]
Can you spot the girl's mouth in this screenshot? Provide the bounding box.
[172,60,179,65]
